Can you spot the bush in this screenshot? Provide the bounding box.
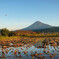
[8,31,15,36]
[1,28,10,36]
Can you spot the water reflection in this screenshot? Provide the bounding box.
[0,43,59,59]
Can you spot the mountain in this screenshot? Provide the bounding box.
[22,21,52,30]
[37,27,59,33]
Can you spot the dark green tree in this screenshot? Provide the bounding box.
[8,31,15,36]
[1,28,10,36]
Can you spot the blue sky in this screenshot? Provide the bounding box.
[0,0,59,30]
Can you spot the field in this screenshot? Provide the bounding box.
[0,36,59,59]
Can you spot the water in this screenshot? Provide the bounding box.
[0,44,59,59]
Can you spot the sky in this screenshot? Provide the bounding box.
[0,0,59,30]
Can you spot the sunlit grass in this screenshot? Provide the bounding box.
[0,35,20,40]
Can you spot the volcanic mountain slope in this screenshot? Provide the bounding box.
[37,27,59,32]
[22,21,52,30]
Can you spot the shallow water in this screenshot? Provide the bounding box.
[0,44,59,59]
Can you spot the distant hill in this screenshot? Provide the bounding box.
[21,21,59,33]
[22,21,52,30]
[36,27,59,33]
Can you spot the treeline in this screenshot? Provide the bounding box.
[0,28,16,36]
[0,28,59,37]
[0,28,36,36]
